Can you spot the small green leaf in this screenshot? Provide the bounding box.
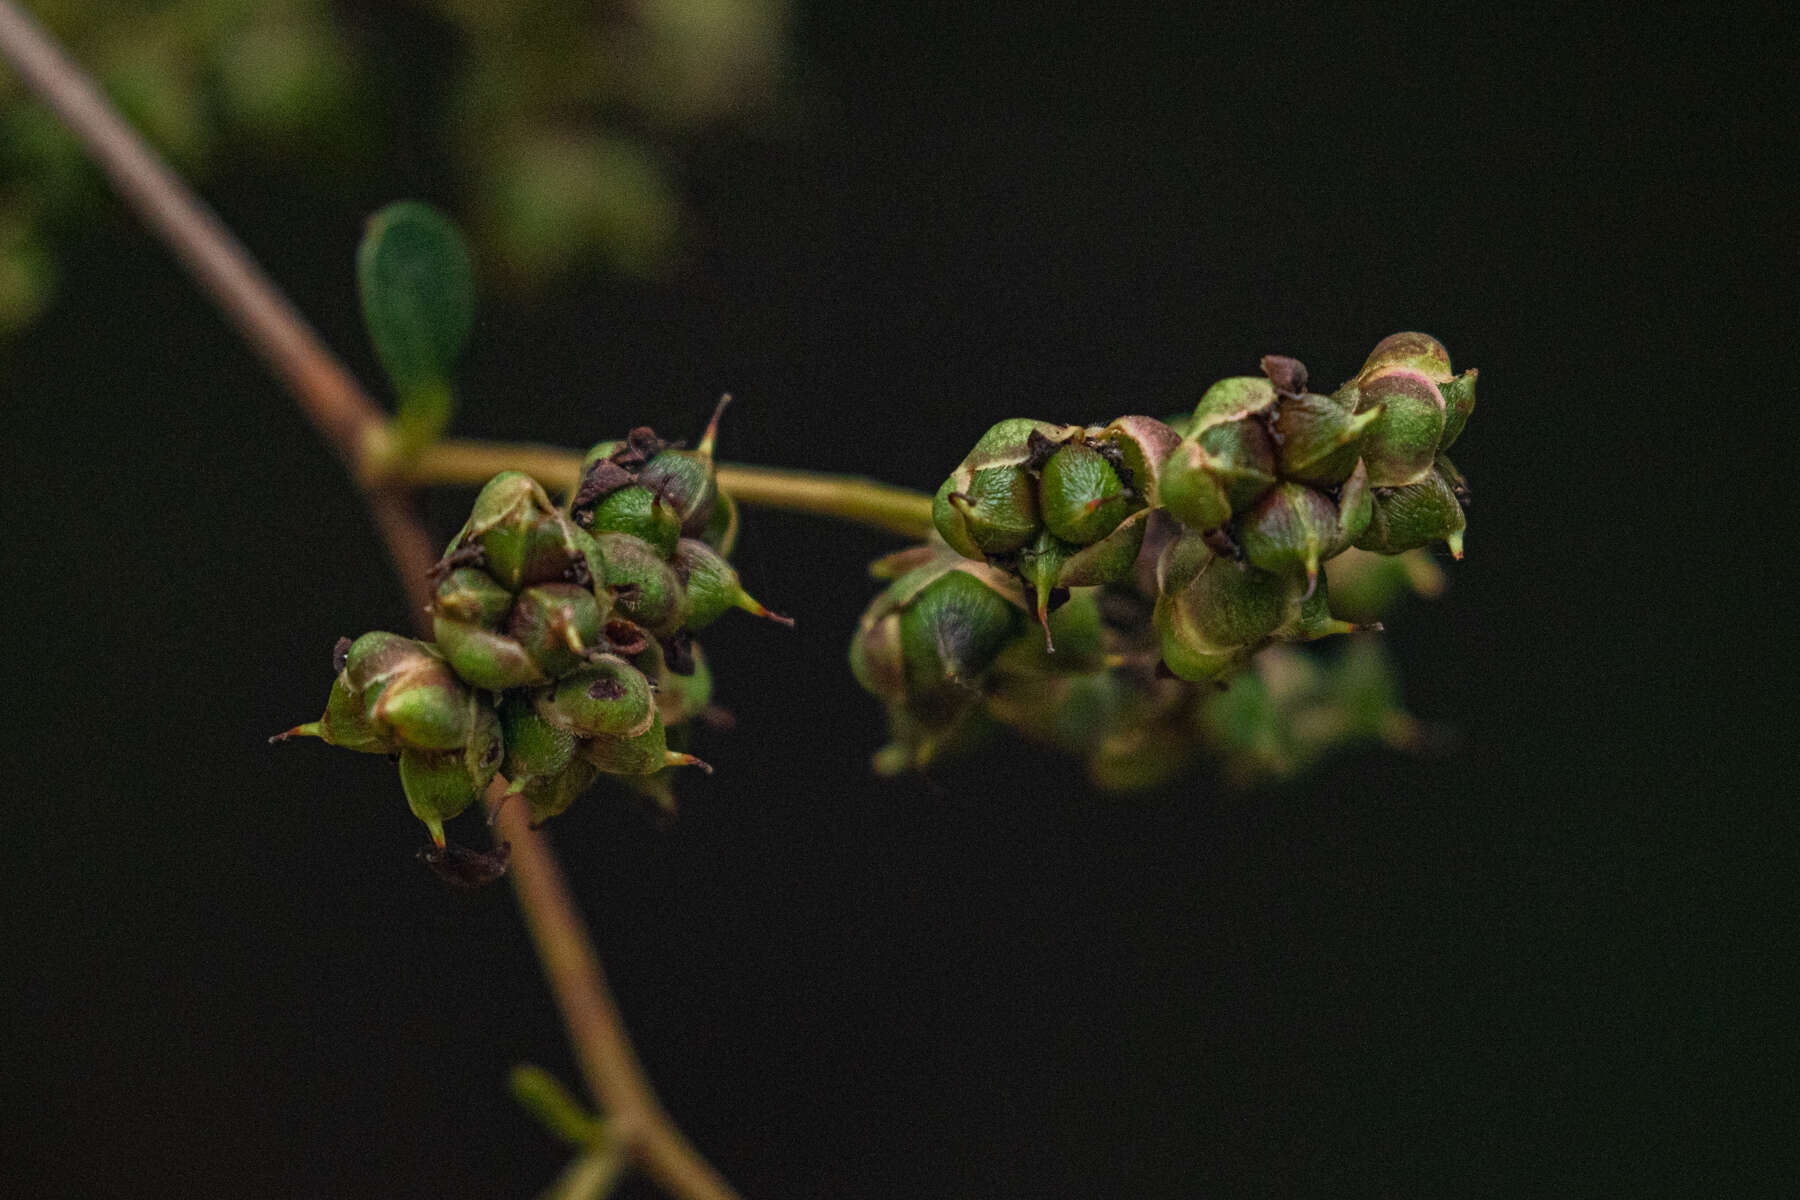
[357,201,473,450]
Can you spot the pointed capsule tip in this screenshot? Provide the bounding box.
[667,752,713,775]
[1446,531,1465,560]
[1302,562,1320,601]
[269,722,322,744]
[698,393,733,458]
[735,589,796,627]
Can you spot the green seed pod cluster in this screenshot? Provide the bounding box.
[931,416,1182,642]
[1161,335,1475,564]
[278,407,789,873]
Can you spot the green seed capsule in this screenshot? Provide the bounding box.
[1356,367,1447,487]
[897,565,1026,691]
[931,418,1065,558]
[587,485,682,558]
[672,538,791,631]
[580,709,710,776]
[1040,441,1130,544]
[1152,538,1290,681]
[638,450,716,535]
[1090,416,1181,507]
[507,583,605,679]
[849,607,906,703]
[1270,392,1382,487]
[1236,482,1339,594]
[432,569,547,691]
[696,489,740,557]
[276,650,398,753]
[1438,369,1477,450]
[594,532,685,635]
[455,471,581,591]
[1355,466,1467,557]
[538,656,656,738]
[396,699,501,848]
[653,640,714,727]
[1357,331,1454,382]
[343,632,480,750]
[1158,439,1233,532]
[1197,422,1279,510]
[497,695,598,825]
[934,465,1040,556]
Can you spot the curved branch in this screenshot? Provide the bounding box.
[0,6,741,1198]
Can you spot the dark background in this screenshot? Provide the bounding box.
[2,4,1787,1197]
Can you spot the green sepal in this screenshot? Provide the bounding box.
[1057,506,1149,588]
[432,569,548,692]
[537,656,656,739]
[1355,368,1446,487]
[433,617,548,692]
[356,201,473,452]
[697,489,740,557]
[1235,482,1337,594]
[1091,416,1181,508]
[638,449,718,535]
[497,696,599,825]
[1194,417,1278,511]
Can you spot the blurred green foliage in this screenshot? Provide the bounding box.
[0,0,791,330]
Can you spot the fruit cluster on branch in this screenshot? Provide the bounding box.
[277,406,787,880]
[853,333,1476,784]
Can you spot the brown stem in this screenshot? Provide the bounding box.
[0,6,741,1198]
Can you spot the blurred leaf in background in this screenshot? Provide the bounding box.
[0,0,793,331]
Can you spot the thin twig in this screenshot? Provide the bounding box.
[0,6,741,1198]
[400,438,936,540]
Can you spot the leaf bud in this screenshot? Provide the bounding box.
[672,538,792,631]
